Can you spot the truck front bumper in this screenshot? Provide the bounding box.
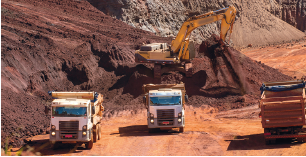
[147,117,185,128]
[49,129,92,142]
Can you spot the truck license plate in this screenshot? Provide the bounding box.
[162,121,169,125]
[65,135,73,138]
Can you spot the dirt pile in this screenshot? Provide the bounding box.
[89,0,305,47]
[231,0,305,47]
[1,0,292,148]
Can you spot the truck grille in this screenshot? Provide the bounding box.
[59,121,79,131]
[157,109,174,126]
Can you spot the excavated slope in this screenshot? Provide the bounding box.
[88,0,305,47]
[1,0,291,147]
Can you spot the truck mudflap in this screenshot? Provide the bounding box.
[264,133,306,139]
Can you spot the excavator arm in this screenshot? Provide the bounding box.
[171,6,237,60]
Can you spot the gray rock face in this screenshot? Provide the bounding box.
[88,0,305,47]
[88,0,229,44]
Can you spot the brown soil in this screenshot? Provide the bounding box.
[0,0,298,150]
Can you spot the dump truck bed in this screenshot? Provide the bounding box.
[260,80,306,128]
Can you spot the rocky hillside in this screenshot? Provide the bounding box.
[88,0,305,47]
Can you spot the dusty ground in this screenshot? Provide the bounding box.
[8,105,306,156]
[241,37,306,79]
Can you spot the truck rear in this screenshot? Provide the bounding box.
[47,91,104,149]
[142,83,188,132]
[259,80,306,144]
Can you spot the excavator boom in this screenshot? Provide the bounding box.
[171,6,236,53]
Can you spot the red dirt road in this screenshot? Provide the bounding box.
[10,105,306,156]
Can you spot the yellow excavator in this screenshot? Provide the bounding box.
[135,6,237,78]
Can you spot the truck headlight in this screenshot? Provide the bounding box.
[82,125,87,130]
[51,132,56,136]
[82,132,86,136]
[150,113,154,118]
[150,119,154,124]
[178,118,182,123]
[51,125,56,130]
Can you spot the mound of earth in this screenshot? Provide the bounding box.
[231,0,305,47]
[1,0,292,148]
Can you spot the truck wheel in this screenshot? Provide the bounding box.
[265,139,270,145]
[93,125,98,143]
[179,127,184,133]
[98,124,102,140]
[297,138,303,143]
[85,132,93,149]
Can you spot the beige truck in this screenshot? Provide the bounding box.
[46,91,104,149]
[142,83,188,132]
[259,80,306,144]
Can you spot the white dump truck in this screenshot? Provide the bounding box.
[142,83,188,133]
[46,91,104,149]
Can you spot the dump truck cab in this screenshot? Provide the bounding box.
[50,98,92,143]
[47,91,104,149]
[143,83,188,132]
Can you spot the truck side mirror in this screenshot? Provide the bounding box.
[143,96,148,109]
[185,95,188,103]
[92,106,95,115]
[44,106,49,115]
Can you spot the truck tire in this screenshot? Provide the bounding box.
[179,127,184,133]
[265,139,270,145]
[270,139,276,144]
[93,125,98,143]
[297,138,303,143]
[98,124,102,140]
[85,132,93,149]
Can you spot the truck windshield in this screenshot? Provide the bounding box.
[150,96,181,106]
[52,107,87,117]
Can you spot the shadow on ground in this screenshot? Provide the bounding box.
[226,133,303,151]
[116,125,181,137]
[13,139,88,155]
